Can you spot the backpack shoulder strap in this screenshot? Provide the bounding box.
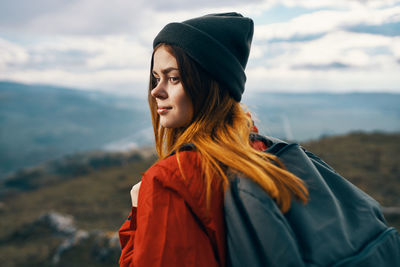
[168,143,196,157]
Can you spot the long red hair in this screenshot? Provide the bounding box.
[148,44,308,212]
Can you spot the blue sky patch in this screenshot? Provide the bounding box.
[346,21,400,37]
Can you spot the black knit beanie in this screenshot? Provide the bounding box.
[153,12,254,102]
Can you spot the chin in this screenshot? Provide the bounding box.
[161,123,180,129]
[160,120,189,129]
[160,120,177,129]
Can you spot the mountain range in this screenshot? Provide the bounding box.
[1,80,399,178]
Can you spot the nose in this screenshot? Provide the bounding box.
[151,81,168,99]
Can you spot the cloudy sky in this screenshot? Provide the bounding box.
[1,0,399,97]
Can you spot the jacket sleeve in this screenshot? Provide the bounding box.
[119,170,220,267]
[119,206,137,264]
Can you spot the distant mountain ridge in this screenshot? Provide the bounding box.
[243,91,400,140]
[0,81,152,179]
[1,81,399,179]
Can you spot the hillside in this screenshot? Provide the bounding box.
[2,80,400,179]
[0,81,152,179]
[301,131,400,207]
[0,132,399,266]
[0,148,156,266]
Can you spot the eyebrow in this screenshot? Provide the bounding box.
[152,67,179,76]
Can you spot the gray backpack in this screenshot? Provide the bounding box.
[225,134,400,266]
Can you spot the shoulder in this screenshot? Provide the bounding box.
[145,150,201,184]
[139,150,225,239]
[141,150,207,207]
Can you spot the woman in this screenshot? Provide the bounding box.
[119,12,308,267]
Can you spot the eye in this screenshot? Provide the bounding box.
[152,76,160,86]
[168,76,180,84]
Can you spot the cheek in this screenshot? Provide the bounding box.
[181,95,194,121]
[182,96,193,117]
[173,87,193,116]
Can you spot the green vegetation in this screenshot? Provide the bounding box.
[0,149,156,266]
[0,132,399,266]
[301,131,400,207]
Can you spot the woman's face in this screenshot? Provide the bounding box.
[151,46,194,128]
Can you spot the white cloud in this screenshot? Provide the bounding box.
[0,36,151,95]
[0,0,263,35]
[0,38,29,70]
[246,63,400,92]
[1,35,151,70]
[255,5,400,41]
[268,31,397,67]
[278,0,400,9]
[1,0,399,93]
[246,28,400,92]
[0,67,149,95]
[86,41,150,69]
[38,35,152,69]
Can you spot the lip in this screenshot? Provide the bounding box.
[157,106,172,115]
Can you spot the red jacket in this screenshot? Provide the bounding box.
[119,138,267,266]
[119,150,226,267]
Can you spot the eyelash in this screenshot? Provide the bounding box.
[169,77,179,82]
[153,76,180,85]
